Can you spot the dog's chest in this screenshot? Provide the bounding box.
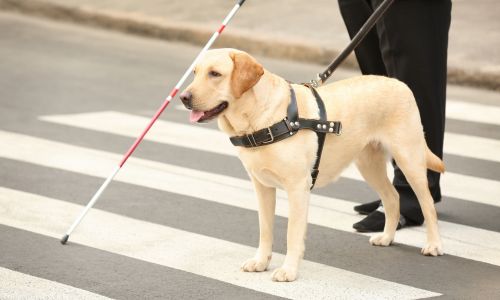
[239,150,285,188]
[238,139,316,189]
[251,168,284,189]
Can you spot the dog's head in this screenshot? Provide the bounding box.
[180,49,264,123]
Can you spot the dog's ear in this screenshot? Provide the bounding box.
[229,51,264,98]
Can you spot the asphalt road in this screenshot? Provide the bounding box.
[0,12,499,299]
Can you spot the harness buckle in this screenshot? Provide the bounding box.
[284,117,292,131]
[261,127,275,144]
[336,123,343,136]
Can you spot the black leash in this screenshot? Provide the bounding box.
[310,0,395,87]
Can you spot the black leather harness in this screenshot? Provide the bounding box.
[229,84,342,189]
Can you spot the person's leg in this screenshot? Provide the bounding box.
[373,0,452,224]
[338,0,385,218]
[337,0,387,76]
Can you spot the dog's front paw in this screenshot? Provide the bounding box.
[241,256,271,272]
[369,233,394,246]
[271,266,297,282]
[421,242,444,256]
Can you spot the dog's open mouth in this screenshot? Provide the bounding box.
[189,102,228,123]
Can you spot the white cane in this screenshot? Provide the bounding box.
[61,0,247,245]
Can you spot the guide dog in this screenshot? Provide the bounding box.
[180,48,444,282]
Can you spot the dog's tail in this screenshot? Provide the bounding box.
[426,145,445,173]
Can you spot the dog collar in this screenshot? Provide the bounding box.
[229,84,342,188]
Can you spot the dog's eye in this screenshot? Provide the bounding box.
[209,70,222,78]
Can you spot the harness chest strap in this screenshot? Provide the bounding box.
[229,84,342,189]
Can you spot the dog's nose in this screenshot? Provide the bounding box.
[179,91,193,109]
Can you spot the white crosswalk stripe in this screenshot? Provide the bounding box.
[1,130,499,267]
[446,99,500,126]
[39,111,500,207]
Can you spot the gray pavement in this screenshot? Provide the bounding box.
[0,12,500,299]
[0,0,499,91]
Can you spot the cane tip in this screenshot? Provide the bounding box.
[60,234,69,245]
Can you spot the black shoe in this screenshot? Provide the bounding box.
[354,200,381,215]
[353,211,404,233]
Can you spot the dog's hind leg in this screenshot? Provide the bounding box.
[241,177,276,272]
[389,140,443,256]
[355,142,400,246]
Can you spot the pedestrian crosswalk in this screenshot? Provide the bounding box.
[0,188,441,299]
[1,96,500,299]
[1,129,500,266]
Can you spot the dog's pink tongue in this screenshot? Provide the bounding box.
[189,110,205,123]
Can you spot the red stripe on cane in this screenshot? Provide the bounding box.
[169,88,179,98]
[217,25,226,34]
[118,88,177,167]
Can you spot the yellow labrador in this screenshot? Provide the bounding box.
[180,48,444,282]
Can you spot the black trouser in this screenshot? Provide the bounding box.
[338,0,452,223]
